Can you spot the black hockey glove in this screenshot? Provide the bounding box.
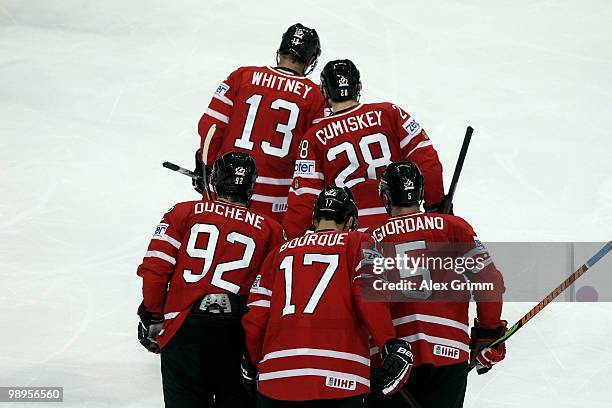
[425,194,453,215]
[137,302,164,354]
[193,149,206,195]
[376,338,413,395]
[240,353,258,396]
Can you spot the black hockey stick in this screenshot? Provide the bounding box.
[162,161,200,179]
[399,388,424,408]
[470,241,612,372]
[162,160,211,200]
[440,126,473,214]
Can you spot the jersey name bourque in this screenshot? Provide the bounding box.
[279,232,346,252]
[251,71,314,99]
[315,110,382,145]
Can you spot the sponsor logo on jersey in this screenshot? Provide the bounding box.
[402,117,422,137]
[215,82,229,96]
[326,376,357,391]
[433,344,460,360]
[273,202,288,213]
[474,238,485,250]
[153,223,169,237]
[251,275,261,290]
[294,160,316,176]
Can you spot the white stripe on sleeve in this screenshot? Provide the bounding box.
[144,250,176,265]
[212,93,233,106]
[289,187,322,196]
[205,108,229,124]
[152,234,181,249]
[406,140,433,157]
[247,300,270,308]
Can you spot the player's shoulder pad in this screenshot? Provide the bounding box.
[443,213,477,237]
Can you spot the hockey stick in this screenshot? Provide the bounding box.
[199,124,216,200]
[399,388,424,408]
[470,241,612,372]
[162,161,201,180]
[440,126,473,214]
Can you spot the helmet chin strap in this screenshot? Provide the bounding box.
[304,58,318,76]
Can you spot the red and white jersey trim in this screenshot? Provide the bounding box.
[144,250,176,265]
[401,333,470,352]
[164,312,180,320]
[205,108,229,123]
[357,207,387,217]
[261,348,371,366]
[258,368,370,387]
[312,104,363,124]
[289,186,322,196]
[251,194,288,205]
[392,314,469,333]
[406,140,432,156]
[266,66,306,79]
[257,176,294,186]
[212,92,233,106]
[248,300,270,308]
[152,234,181,249]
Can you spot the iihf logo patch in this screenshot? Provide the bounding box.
[235,167,246,176]
[326,189,339,197]
[404,179,414,190]
[338,76,349,87]
[294,28,305,39]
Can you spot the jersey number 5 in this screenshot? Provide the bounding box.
[279,254,339,316]
[235,94,300,158]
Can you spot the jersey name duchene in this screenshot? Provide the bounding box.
[195,201,264,230]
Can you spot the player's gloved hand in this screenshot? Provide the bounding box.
[376,338,413,395]
[137,302,164,354]
[240,353,257,396]
[470,318,507,374]
[425,194,453,215]
[193,149,206,195]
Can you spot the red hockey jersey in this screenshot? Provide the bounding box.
[137,200,284,348]
[369,212,505,366]
[282,102,444,239]
[198,66,328,222]
[242,230,396,401]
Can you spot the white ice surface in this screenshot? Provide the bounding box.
[0,0,611,406]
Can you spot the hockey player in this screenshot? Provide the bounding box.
[282,59,444,239]
[194,23,328,222]
[369,161,506,408]
[242,186,413,408]
[137,152,285,408]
